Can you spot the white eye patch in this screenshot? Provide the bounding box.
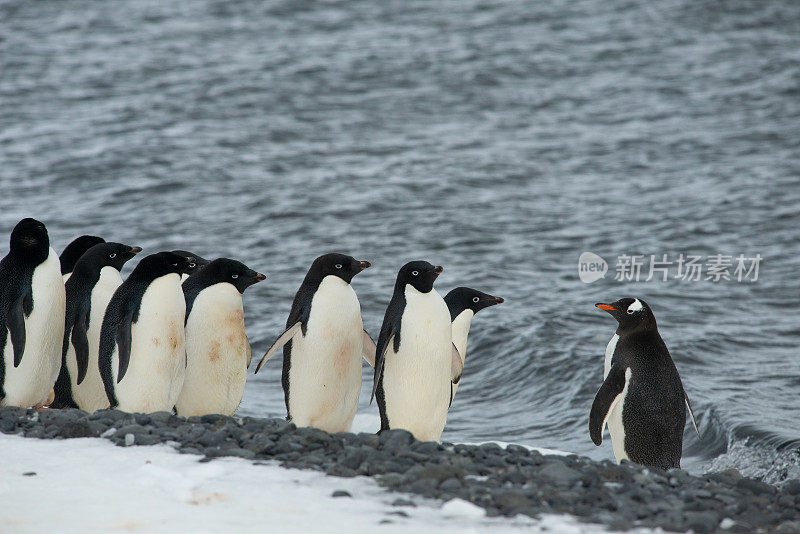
[627,299,643,314]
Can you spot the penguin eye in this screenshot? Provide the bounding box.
[109,253,116,259]
[231,274,238,279]
[472,297,479,303]
[189,263,196,268]
[411,270,419,276]
[335,264,342,269]
[627,308,635,314]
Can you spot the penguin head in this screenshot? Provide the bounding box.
[397,261,443,293]
[595,297,656,332]
[133,251,196,280]
[308,253,371,284]
[81,242,142,272]
[197,258,266,294]
[444,287,504,318]
[171,250,209,276]
[60,235,105,274]
[10,218,50,263]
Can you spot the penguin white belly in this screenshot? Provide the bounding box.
[2,248,65,408]
[176,283,248,417]
[607,367,632,464]
[449,309,473,399]
[604,334,618,379]
[383,287,452,442]
[287,276,363,433]
[68,267,121,412]
[113,274,186,413]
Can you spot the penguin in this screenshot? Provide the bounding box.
[51,242,142,411]
[176,258,265,417]
[372,261,464,442]
[0,218,66,408]
[60,235,105,281]
[171,250,209,283]
[255,253,374,433]
[590,298,700,469]
[443,287,504,399]
[98,251,193,413]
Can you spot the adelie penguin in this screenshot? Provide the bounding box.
[176,258,265,417]
[51,242,142,411]
[60,235,105,281]
[444,287,503,399]
[372,261,463,442]
[171,250,209,283]
[255,253,374,433]
[0,218,66,408]
[99,251,194,413]
[590,298,700,470]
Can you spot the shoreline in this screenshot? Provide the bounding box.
[2,407,798,533]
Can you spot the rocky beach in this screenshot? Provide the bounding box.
[2,407,798,533]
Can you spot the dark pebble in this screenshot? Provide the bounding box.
[331,490,351,498]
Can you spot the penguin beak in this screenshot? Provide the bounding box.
[492,296,505,304]
[254,273,266,282]
[130,246,142,255]
[433,265,444,275]
[359,261,371,270]
[595,303,616,312]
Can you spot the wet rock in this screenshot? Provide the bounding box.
[539,460,581,488]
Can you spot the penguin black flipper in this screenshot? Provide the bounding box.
[115,307,135,383]
[8,290,32,368]
[451,343,463,384]
[255,322,303,374]
[371,292,404,407]
[72,300,91,385]
[370,333,395,405]
[256,286,314,375]
[245,336,252,369]
[684,390,701,439]
[362,329,376,367]
[589,364,627,446]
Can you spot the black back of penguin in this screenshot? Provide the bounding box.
[60,235,105,275]
[51,242,141,408]
[590,298,687,469]
[0,219,51,382]
[183,258,265,320]
[98,251,193,407]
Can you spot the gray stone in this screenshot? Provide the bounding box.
[331,490,351,498]
[539,461,581,488]
[683,511,721,534]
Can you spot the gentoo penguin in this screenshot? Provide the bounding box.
[590,298,700,469]
[98,251,193,413]
[171,250,209,283]
[176,258,265,417]
[52,242,142,411]
[60,235,105,281]
[372,261,464,442]
[443,287,503,398]
[255,253,374,433]
[0,218,66,407]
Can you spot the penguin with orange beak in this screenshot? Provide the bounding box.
[590,298,700,470]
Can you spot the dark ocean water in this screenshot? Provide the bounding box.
[2,0,799,481]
